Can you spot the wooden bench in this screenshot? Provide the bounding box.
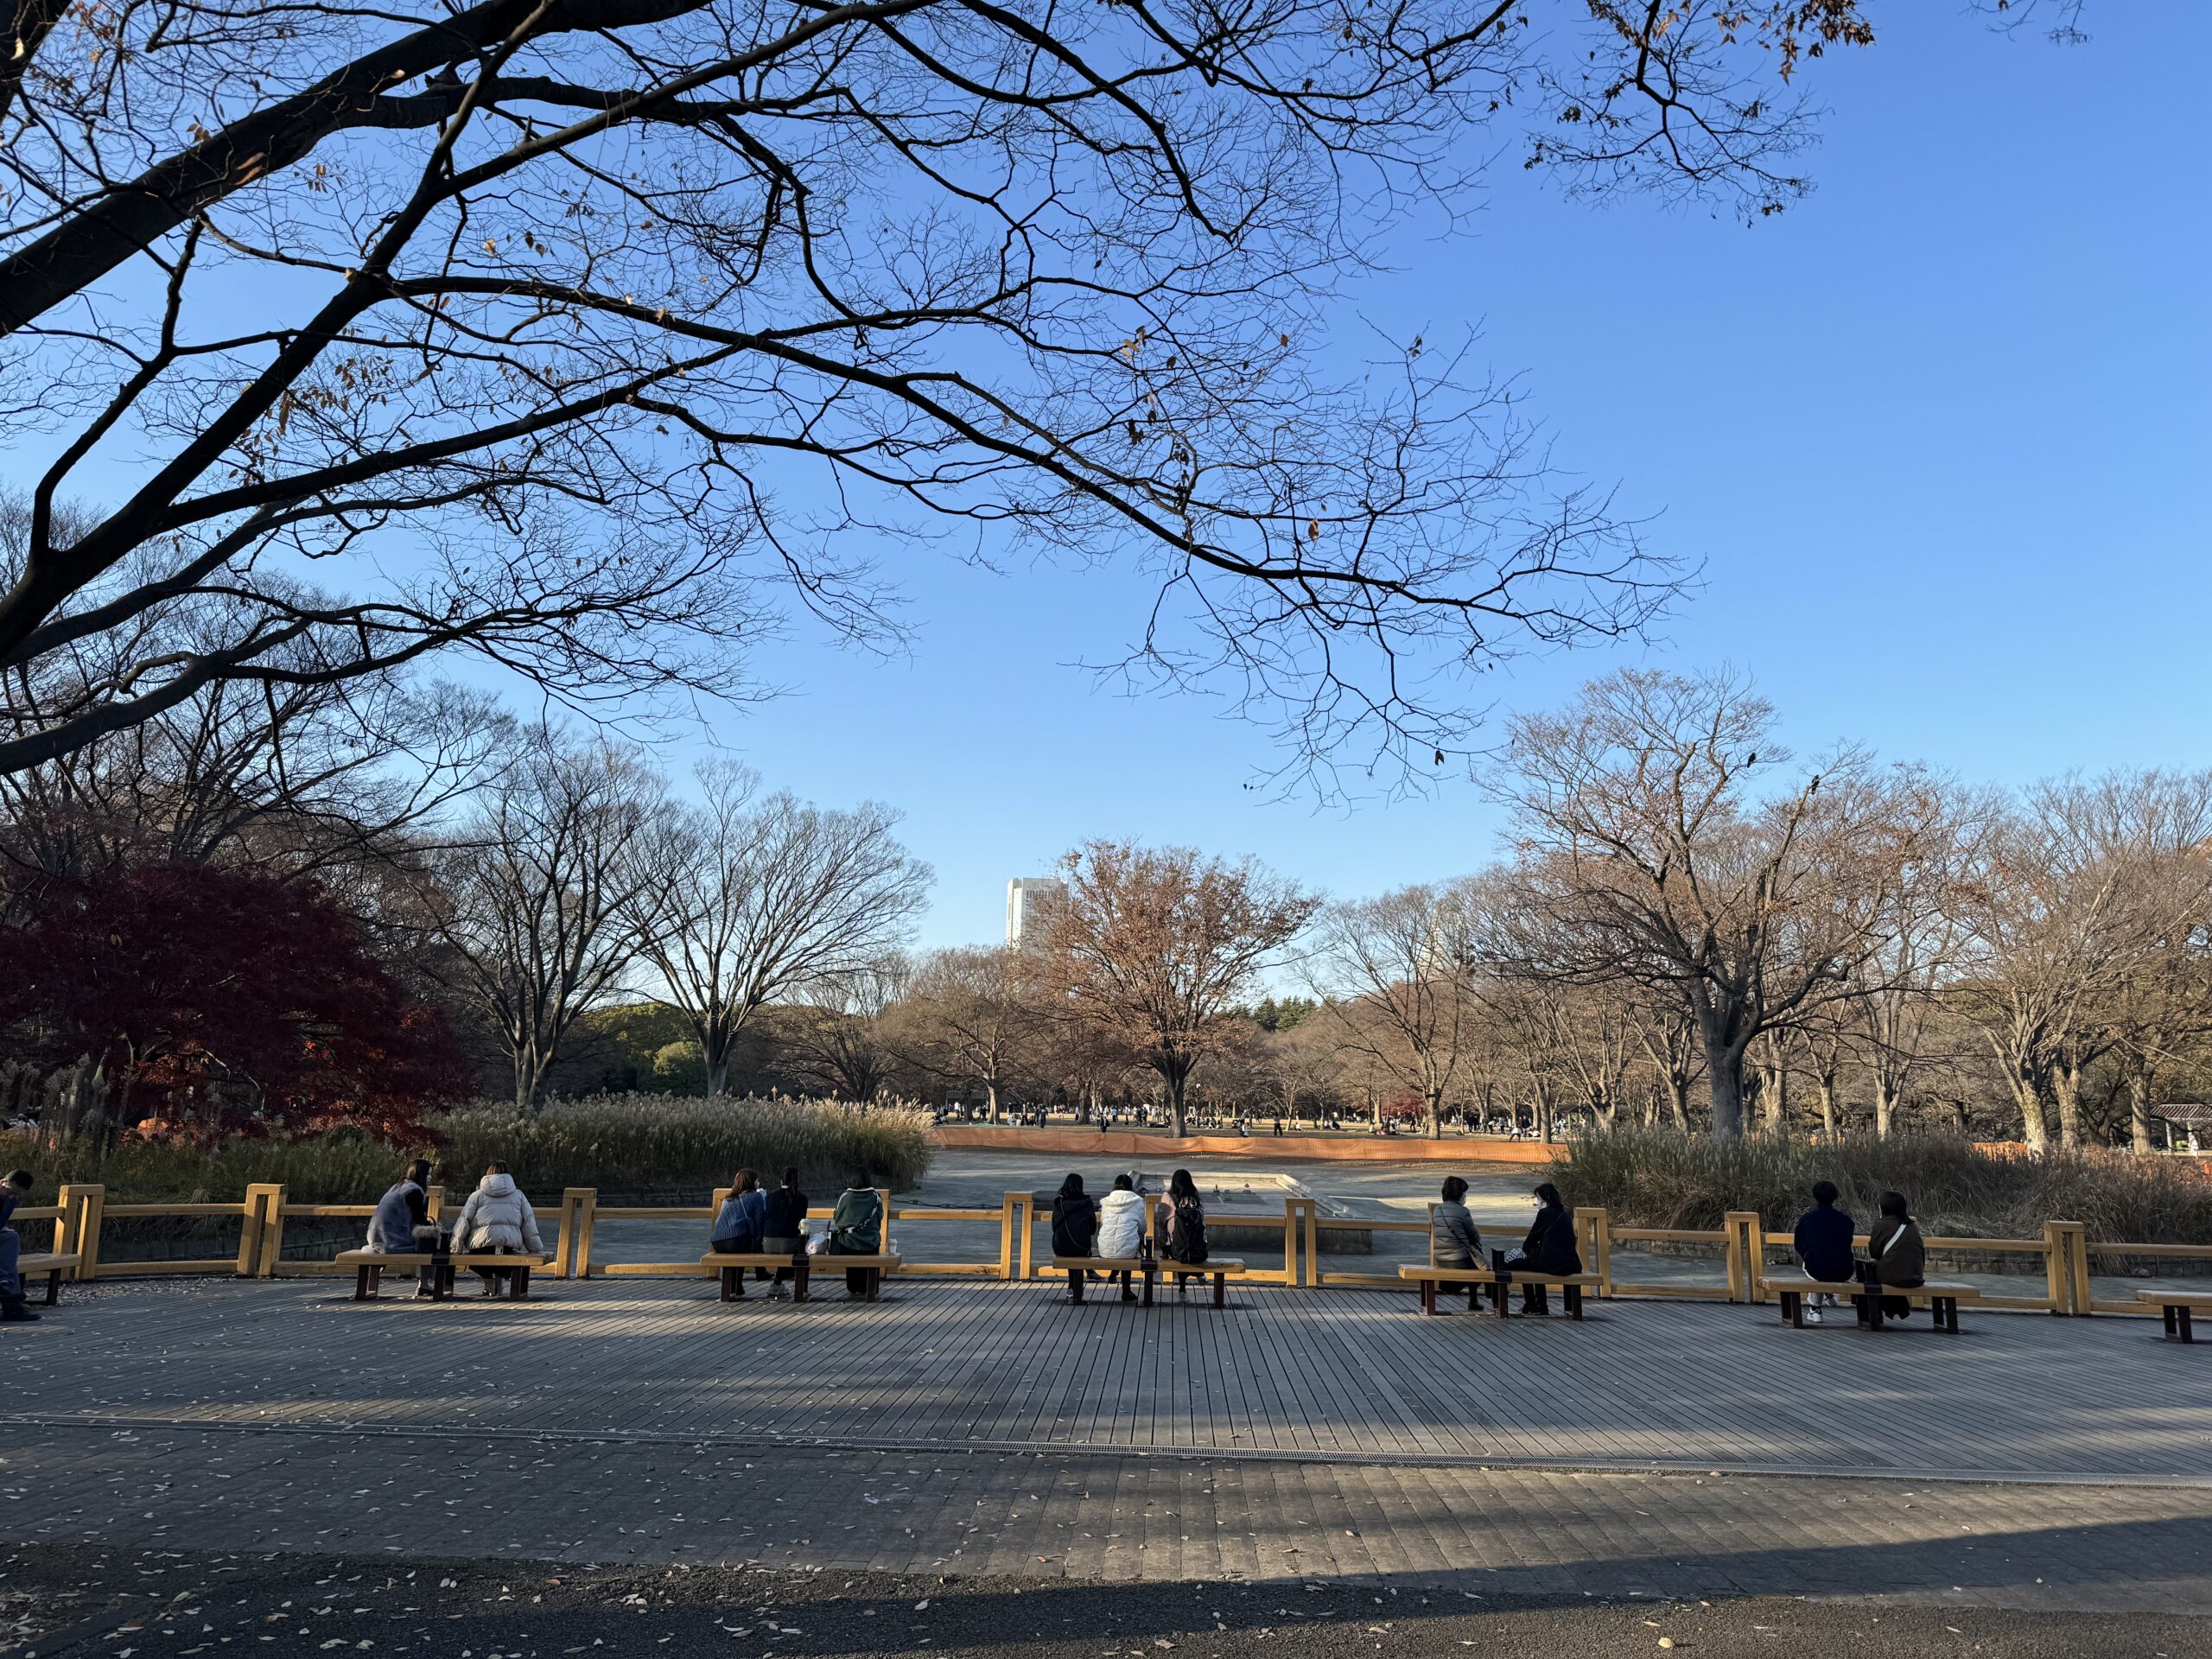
[13,1252,78,1306]
[1397,1263,1599,1319]
[700,1251,899,1303]
[2139,1288,2212,1343]
[334,1249,551,1301]
[1761,1274,1980,1333]
[1051,1255,1246,1307]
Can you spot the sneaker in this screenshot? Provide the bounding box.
[1803,1308,1823,1325]
[767,1284,789,1302]
[1,1301,39,1323]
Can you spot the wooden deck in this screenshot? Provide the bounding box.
[19,1277,2212,1483]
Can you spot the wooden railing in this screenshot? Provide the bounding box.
[21,1182,2205,1316]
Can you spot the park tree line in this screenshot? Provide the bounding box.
[7,653,2204,1157]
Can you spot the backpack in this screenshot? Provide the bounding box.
[1162,1195,1207,1264]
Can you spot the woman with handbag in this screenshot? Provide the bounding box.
[1865,1191,1927,1321]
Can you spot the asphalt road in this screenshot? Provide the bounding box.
[4,1547,2203,1659]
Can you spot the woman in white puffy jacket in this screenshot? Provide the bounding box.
[1095,1173,1147,1301]
[454,1162,543,1297]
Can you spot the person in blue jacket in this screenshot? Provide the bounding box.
[1792,1179,1856,1324]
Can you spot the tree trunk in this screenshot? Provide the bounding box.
[2052,1062,2083,1152]
[2012,1077,2050,1154]
[1814,1072,1837,1140]
[1872,1077,1897,1140]
[1665,1075,1689,1132]
[1425,1088,1443,1141]
[2127,1067,2154,1155]
[984,1077,1001,1123]
[1166,1070,1189,1139]
[1705,1038,1747,1141]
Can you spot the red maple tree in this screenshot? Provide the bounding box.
[3,863,467,1144]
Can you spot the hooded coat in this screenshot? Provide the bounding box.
[454,1173,543,1255]
[1096,1189,1146,1258]
[1051,1193,1098,1256]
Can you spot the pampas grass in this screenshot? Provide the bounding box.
[1553,1124,2212,1243]
[2,1093,934,1203]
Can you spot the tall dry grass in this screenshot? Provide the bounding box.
[1552,1125,2212,1243]
[2,1093,934,1204]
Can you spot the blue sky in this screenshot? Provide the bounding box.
[685,3,2211,950]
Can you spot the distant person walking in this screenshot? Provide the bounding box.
[1792,1180,1856,1324]
[453,1162,543,1299]
[1866,1191,1927,1321]
[760,1168,810,1300]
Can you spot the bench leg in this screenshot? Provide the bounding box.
[2180,1306,2195,1344]
[1069,1268,1084,1305]
[1565,1284,1582,1320]
[1420,1279,1436,1317]
[792,1259,810,1304]
[865,1268,880,1304]
[1213,1271,1225,1309]
[44,1268,61,1307]
[720,1267,737,1303]
[512,1266,530,1300]
[2162,1303,2178,1338]
[1780,1291,1802,1329]
[1495,1278,1513,1318]
[1141,1267,1154,1307]
[354,1265,372,1302]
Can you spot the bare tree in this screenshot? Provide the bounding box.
[902,945,1046,1122]
[1494,667,1934,1139]
[1951,771,2212,1153]
[435,730,671,1109]
[1307,880,1480,1139]
[632,763,931,1098]
[1041,841,1317,1136]
[0,0,1928,785]
[783,952,914,1104]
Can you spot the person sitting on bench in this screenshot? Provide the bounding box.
[1096,1174,1145,1301]
[367,1158,438,1299]
[1052,1173,1099,1269]
[453,1161,543,1299]
[1432,1175,1484,1267]
[1156,1168,1208,1291]
[760,1168,809,1301]
[711,1168,767,1281]
[1791,1180,1855,1325]
[1866,1190,1927,1321]
[1510,1181,1580,1314]
[828,1167,884,1298]
[1,1168,36,1325]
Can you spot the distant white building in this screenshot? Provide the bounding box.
[1005,877,1065,948]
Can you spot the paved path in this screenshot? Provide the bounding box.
[8,1277,2210,1615]
[15,1277,2212,1482]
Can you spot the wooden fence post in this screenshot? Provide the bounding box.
[237,1184,276,1276]
[571,1188,598,1279]
[1723,1210,1759,1303]
[2044,1219,2088,1315]
[51,1183,78,1263]
[999,1192,1021,1281]
[255,1184,288,1277]
[1302,1198,1320,1288]
[1575,1206,1613,1300]
[55,1184,103,1281]
[1018,1192,1035,1281]
[554,1188,591,1278]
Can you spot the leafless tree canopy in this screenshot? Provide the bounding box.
[433,727,671,1107]
[632,761,931,1096]
[0,0,1897,787]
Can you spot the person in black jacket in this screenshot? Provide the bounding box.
[760,1167,810,1301]
[1791,1180,1855,1324]
[1051,1173,1099,1263]
[1513,1181,1581,1314]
